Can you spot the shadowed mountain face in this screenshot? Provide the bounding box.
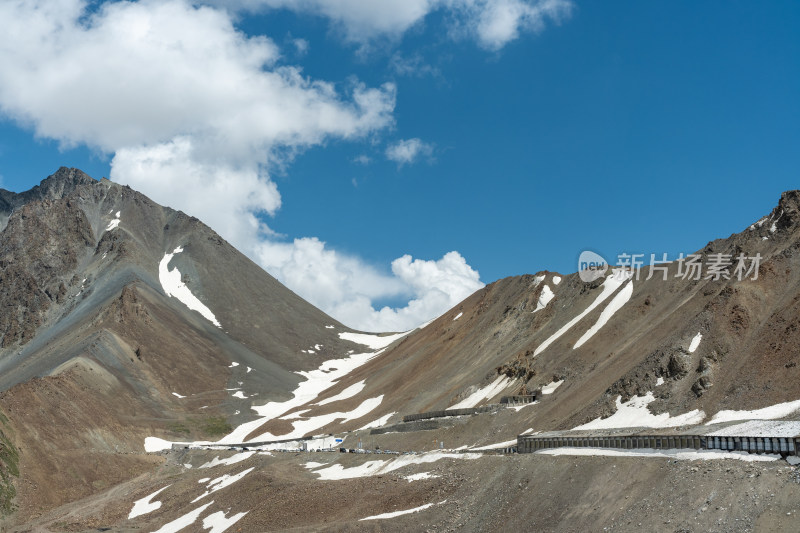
[2,168,800,531]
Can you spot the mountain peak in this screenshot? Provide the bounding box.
[33,167,96,199]
[777,189,800,223]
[0,167,96,226]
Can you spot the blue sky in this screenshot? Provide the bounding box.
[0,1,798,331]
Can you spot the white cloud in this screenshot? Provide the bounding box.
[212,0,573,50]
[209,0,434,42]
[386,138,434,166]
[389,52,441,79]
[445,0,573,50]
[0,0,485,331]
[353,154,371,165]
[111,138,280,251]
[292,37,310,55]
[0,0,394,247]
[257,239,483,332]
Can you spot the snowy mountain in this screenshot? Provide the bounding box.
[3,169,800,531]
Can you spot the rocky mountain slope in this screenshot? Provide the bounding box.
[0,168,369,525]
[2,168,800,532]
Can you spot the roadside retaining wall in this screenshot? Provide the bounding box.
[401,404,501,423]
[517,433,799,456]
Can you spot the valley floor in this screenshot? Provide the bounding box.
[7,444,800,533]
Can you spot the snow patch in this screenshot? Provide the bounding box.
[144,437,174,453]
[509,401,538,412]
[470,439,518,451]
[280,409,310,420]
[229,362,239,368]
[199,451,254,469]
[128,485,170,519]
[220,348,388,444]
[360,501,445,521]
[537,447,779,462]
[404,472,439,482]
[159,247,221,328]
[232,391,248,399]
[656,377,665,387]
[357,411,396,431]
[573,392,705,430]
[338,331,408,350]
[152,501,213,533]
[552,276,562,285]
[251,395,384,442]
[534,285,555,313]
[317,380,365,406]
[172,392,186,399]
[706,399,800,425]
[105,211,121,231]
[534,270,632,356]
[202,510,248,533]
[192,468,254,503]
[453,312,463,321]
[541,380,564,395]
[707,420,800,438]
[573,280,633,348]
[688,332,702,353]
[770,210,783,233]
[449,376,512,409]
[309,451,482,480]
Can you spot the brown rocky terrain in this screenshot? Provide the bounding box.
[2,169,800,532]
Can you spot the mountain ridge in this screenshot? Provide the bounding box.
[2,168,800,531]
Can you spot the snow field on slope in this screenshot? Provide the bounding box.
[470,439,518,451]
[448,375,513,409]
[357,411,396,431]
[537,447,780,462]
[152,501,214,533]
[534,285,555,313]
[706,399,800,425]
[541,380,564,395]
[573,391,705,430]
[105,211,121,231]
[706,420,800,437]
[128,485,170,519]
[191,467,255,503]
[573,280,633,348]
[218,347,388,444]
[250,395,384,442]
[199,451,254,469]
[306,451,483,480]
[145,437,175,453]
[202,510,248,532]
[359,501,446,521]
[534,270,632,356]
[159,246,221,328]
[338,331,409,350]
[317,380,366,406]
